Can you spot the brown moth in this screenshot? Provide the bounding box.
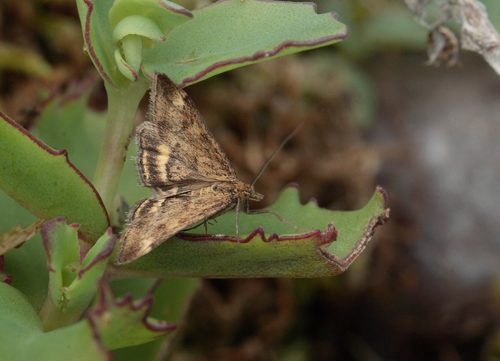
[116,72,268,265]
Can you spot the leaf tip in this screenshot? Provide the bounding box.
[42,217,78,272]
[81,0,115,87]
[78,230,117,279]
[376,185,389,208]
[318,187,390,273]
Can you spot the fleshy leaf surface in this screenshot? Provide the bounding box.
[1,79,109,310]
[0,111,109,242]
[0,282,109,361]
[142,0,349,86]
[29,76,105,180]
[86,281,177,350]
[109,278,200,360]
[42,218,116,330]
[116,185,389,278]
[0,200,47,309]
[76,0,193,85]
[77,0,347,87]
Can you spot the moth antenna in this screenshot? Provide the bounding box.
[251,122,304,188]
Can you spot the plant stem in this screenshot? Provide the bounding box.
[39,290,80,332]
[92,82,147,225]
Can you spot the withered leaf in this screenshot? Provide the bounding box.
[0,219,45,256]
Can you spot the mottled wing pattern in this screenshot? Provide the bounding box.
[117,183,236,265]
[135,122,209,189]
[137,73,236,188]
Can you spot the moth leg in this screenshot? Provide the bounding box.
[182,221,206,232]
[182,218,217,233]
[243,203,310,232]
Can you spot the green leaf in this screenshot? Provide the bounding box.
[41,218,116,330]
[0,111,109,242]
[2,280,176,358]
[0,282,44,334]
[77,0,347,87]
[29,77,105,181]
[27,81,150,209]
[0,282,43,360]
[1,203,48,310]
[110,278,200,360]
[29,75,147,224]
[142,0,349,86]
[0,283,109,361]
[117,186,389,278]
[86,281,177,350]
[113,15,166,80]
[66,228,116,313]
[1,79,112,312]
[76,0,193,85]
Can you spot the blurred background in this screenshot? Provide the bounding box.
[1,0,500,360]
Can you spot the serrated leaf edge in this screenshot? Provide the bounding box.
[85,280,177,348]
[318,186,390,271]
[0,111,110,240]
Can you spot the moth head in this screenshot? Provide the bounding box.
[241,186,264,202]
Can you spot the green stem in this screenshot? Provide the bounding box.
[92,82,147,225]
[39,291,80,332]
